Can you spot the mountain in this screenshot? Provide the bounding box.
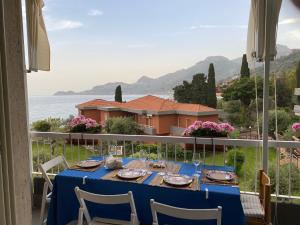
[54,45,297,95]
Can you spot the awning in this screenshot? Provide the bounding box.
[27,0,50,72]
[247,0,282,61]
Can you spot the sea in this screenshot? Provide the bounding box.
[28,95,169,123]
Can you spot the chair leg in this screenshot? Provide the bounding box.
[78,208,84,225]
[40,182,48,225]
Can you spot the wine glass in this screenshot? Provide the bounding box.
[108,145,115,156]
[192,152,201,177]
[157,151,166,176]
[145,152,153,174]
[139,149,147,170]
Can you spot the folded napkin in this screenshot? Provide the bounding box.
[105,156,123,169]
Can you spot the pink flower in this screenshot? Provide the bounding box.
[292,123,300,132]
[69,115,99,129]
[183,120,235,136]
[219,123,235,133]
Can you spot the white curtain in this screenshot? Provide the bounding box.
[27,0,50,71]
[247,0,282,62]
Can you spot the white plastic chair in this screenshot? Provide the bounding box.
[150,199,222,225]
[38,155,69,225]
[74,187,139,225]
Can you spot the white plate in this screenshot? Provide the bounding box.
[76,160,102,168]
[206,170,234,181]
[117,169,146,180]
[163,174,193,186]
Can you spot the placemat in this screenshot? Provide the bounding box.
[101,160,152,184]
[69,160,104,172]
[150,174,200,191]
[201,169,239,186]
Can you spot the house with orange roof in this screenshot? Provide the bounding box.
[76,95,219,135]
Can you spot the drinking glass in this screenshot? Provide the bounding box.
[145,152,152,174]
[192,152,201,177]
[157,151,166,176]
[108,145,115,156]
[139,149,147,170]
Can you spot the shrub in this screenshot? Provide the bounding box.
[130,152,158,160]
[226,150,245,175]
[268,163,300,195]
[32,120,51,132]
[105,117,142,135]
[69,115,101,133]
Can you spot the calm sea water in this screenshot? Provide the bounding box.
[28,95,169,123]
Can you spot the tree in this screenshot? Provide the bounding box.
[259,109,291,138]
[191,73,207,105]
[207,63,217,108]
[275,76,293,108]
[105,117,142,134]
[296,61,300,103]
[173,80,192,103]
[115,85,122,102]
[240,54,250,78]
[222,78,255,107]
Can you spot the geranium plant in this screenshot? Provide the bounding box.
[69,115,101,133]
[292,123,300,132]
[184,121,234,137]
[291,122,300,139]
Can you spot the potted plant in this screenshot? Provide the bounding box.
[291,123,300,141]
[183,121,235,151]
[68,115,101,145]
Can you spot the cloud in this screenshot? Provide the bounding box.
[279,18,300,25]
[45,17,83,31]
[189,24,247,30]
[88,9,103,16]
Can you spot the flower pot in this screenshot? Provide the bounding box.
[184,136,227,152]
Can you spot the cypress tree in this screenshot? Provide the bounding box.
[115,85,122,102]
[191,73,207,105]
[240,54,250,78]
[207,63,217,108]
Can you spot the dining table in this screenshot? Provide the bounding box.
[46,157,246,225]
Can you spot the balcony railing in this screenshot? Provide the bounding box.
[30,131,300,202]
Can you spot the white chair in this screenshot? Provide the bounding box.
[74,187,139,225]
[150,199,222,225]
[38,155,69,225]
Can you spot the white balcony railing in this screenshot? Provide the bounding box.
[30,131,300,202]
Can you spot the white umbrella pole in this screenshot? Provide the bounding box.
[262,0,274,173]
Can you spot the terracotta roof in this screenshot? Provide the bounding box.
[122,95,177,112]
[77,99,121,108]
[77,95,218,115]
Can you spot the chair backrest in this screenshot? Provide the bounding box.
[38,155,69,191]
[150,199,222,225]
[259,169,271,224]
[74,187,138,224]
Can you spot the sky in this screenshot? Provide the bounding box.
[25,0,300,96]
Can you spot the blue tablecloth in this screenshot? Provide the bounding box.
[47,158,245,225]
